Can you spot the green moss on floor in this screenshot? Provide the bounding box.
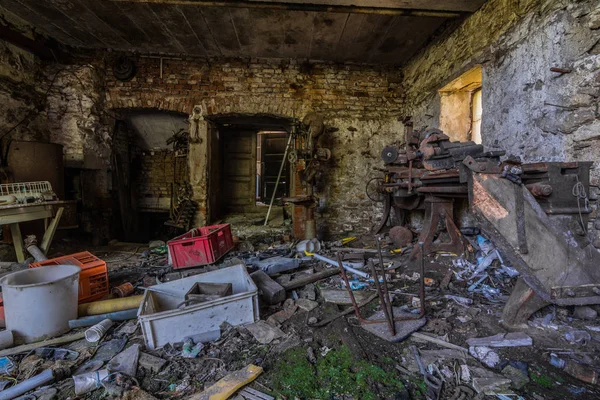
[531,368,554,389]
[270,345,405,399]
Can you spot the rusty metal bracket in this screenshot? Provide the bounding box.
[462,156,503,174]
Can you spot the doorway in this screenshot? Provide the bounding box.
[206,114,293,223]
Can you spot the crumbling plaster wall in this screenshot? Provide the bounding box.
[104,57,405,235]
[0,39,49,152]
[403,0,600,180]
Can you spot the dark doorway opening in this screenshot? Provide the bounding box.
[206,114,293,224]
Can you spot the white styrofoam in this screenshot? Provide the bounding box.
[138,264,259,349]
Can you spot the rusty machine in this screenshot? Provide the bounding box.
[371,124,600,329]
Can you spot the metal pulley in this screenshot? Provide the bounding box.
[381,146,399,164]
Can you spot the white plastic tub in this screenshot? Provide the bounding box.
[138,264,258,349]
[0,265,80,343]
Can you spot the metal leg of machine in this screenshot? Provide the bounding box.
[410,196,464,260]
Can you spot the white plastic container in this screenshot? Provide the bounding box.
[138,264,258,349]
[0,265,80,343]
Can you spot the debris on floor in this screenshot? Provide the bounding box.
[0,219,599,400]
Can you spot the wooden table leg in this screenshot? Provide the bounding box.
[40,207,63,254]
[9,223,24,263]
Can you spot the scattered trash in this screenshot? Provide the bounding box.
[107,344,141,376]
[342,279,369,290]
[112,282,135,298]
[296,298,318,311]
[549,353,599,385]
[573,306,597,320]
[246,321,286,344]
[320,289,371,305]
[73,369,109,395]
[469,346,501,368]
[466,332,532,347]
[182,338,204,358]
[296,238,321,254]
[444,295,473,306]
[85,318,114,342]
[565,330,591,345]
[239,387,275,400]
[194,364,263,400]
[250,256,302,275]
[501,365,530,389]
[138,352,167,373]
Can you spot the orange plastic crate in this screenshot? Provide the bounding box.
[30,252,109,303]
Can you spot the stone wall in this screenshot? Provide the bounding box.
[103,56,406,235]
[403,0,600,179]
[0,39,48,153]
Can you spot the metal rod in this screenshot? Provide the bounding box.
[264,133,293,226]
[368,260,395,335]
[111,0,464,18]
[313,253,369,279]
[418,242,425,316]
[375,236,395,334]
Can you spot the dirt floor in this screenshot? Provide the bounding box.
[1,227,599,399]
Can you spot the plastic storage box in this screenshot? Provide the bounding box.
[138,264,258,349]
[167,224,234,269]
[29,252,109,303]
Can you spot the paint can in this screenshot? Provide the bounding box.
[111,282,134,298]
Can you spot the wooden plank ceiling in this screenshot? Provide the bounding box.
[0,0,487,65]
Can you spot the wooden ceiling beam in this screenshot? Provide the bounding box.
[0,23,70,61]
[110,0,466,18]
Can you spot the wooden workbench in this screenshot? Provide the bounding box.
[0,201,67,262]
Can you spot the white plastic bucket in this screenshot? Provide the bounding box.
[0,265,80,343]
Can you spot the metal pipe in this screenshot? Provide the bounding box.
[313,253,369,279]
[264,133,294,226]
[0,368,54,400]
[26,244,47,262]
[111,0,464,18]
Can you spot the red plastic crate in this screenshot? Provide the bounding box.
[168,224,234,269]
[30,252,109,303]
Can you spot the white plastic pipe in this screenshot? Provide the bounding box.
[84,319,114,343]
[0,368,54,400]
[312,253,370,279]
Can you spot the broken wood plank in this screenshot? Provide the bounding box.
[251,270,285,304]
[281,269,340,291]
[0,332,85,357]
[466,332,533,348]
[410,332,469,353]
[190,364,263,400]
[239,387,274,400]
[319,289,371,305]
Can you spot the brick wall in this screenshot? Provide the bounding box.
[102,56,406,236]
[104,57,403,119]
[136,150,186,212]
